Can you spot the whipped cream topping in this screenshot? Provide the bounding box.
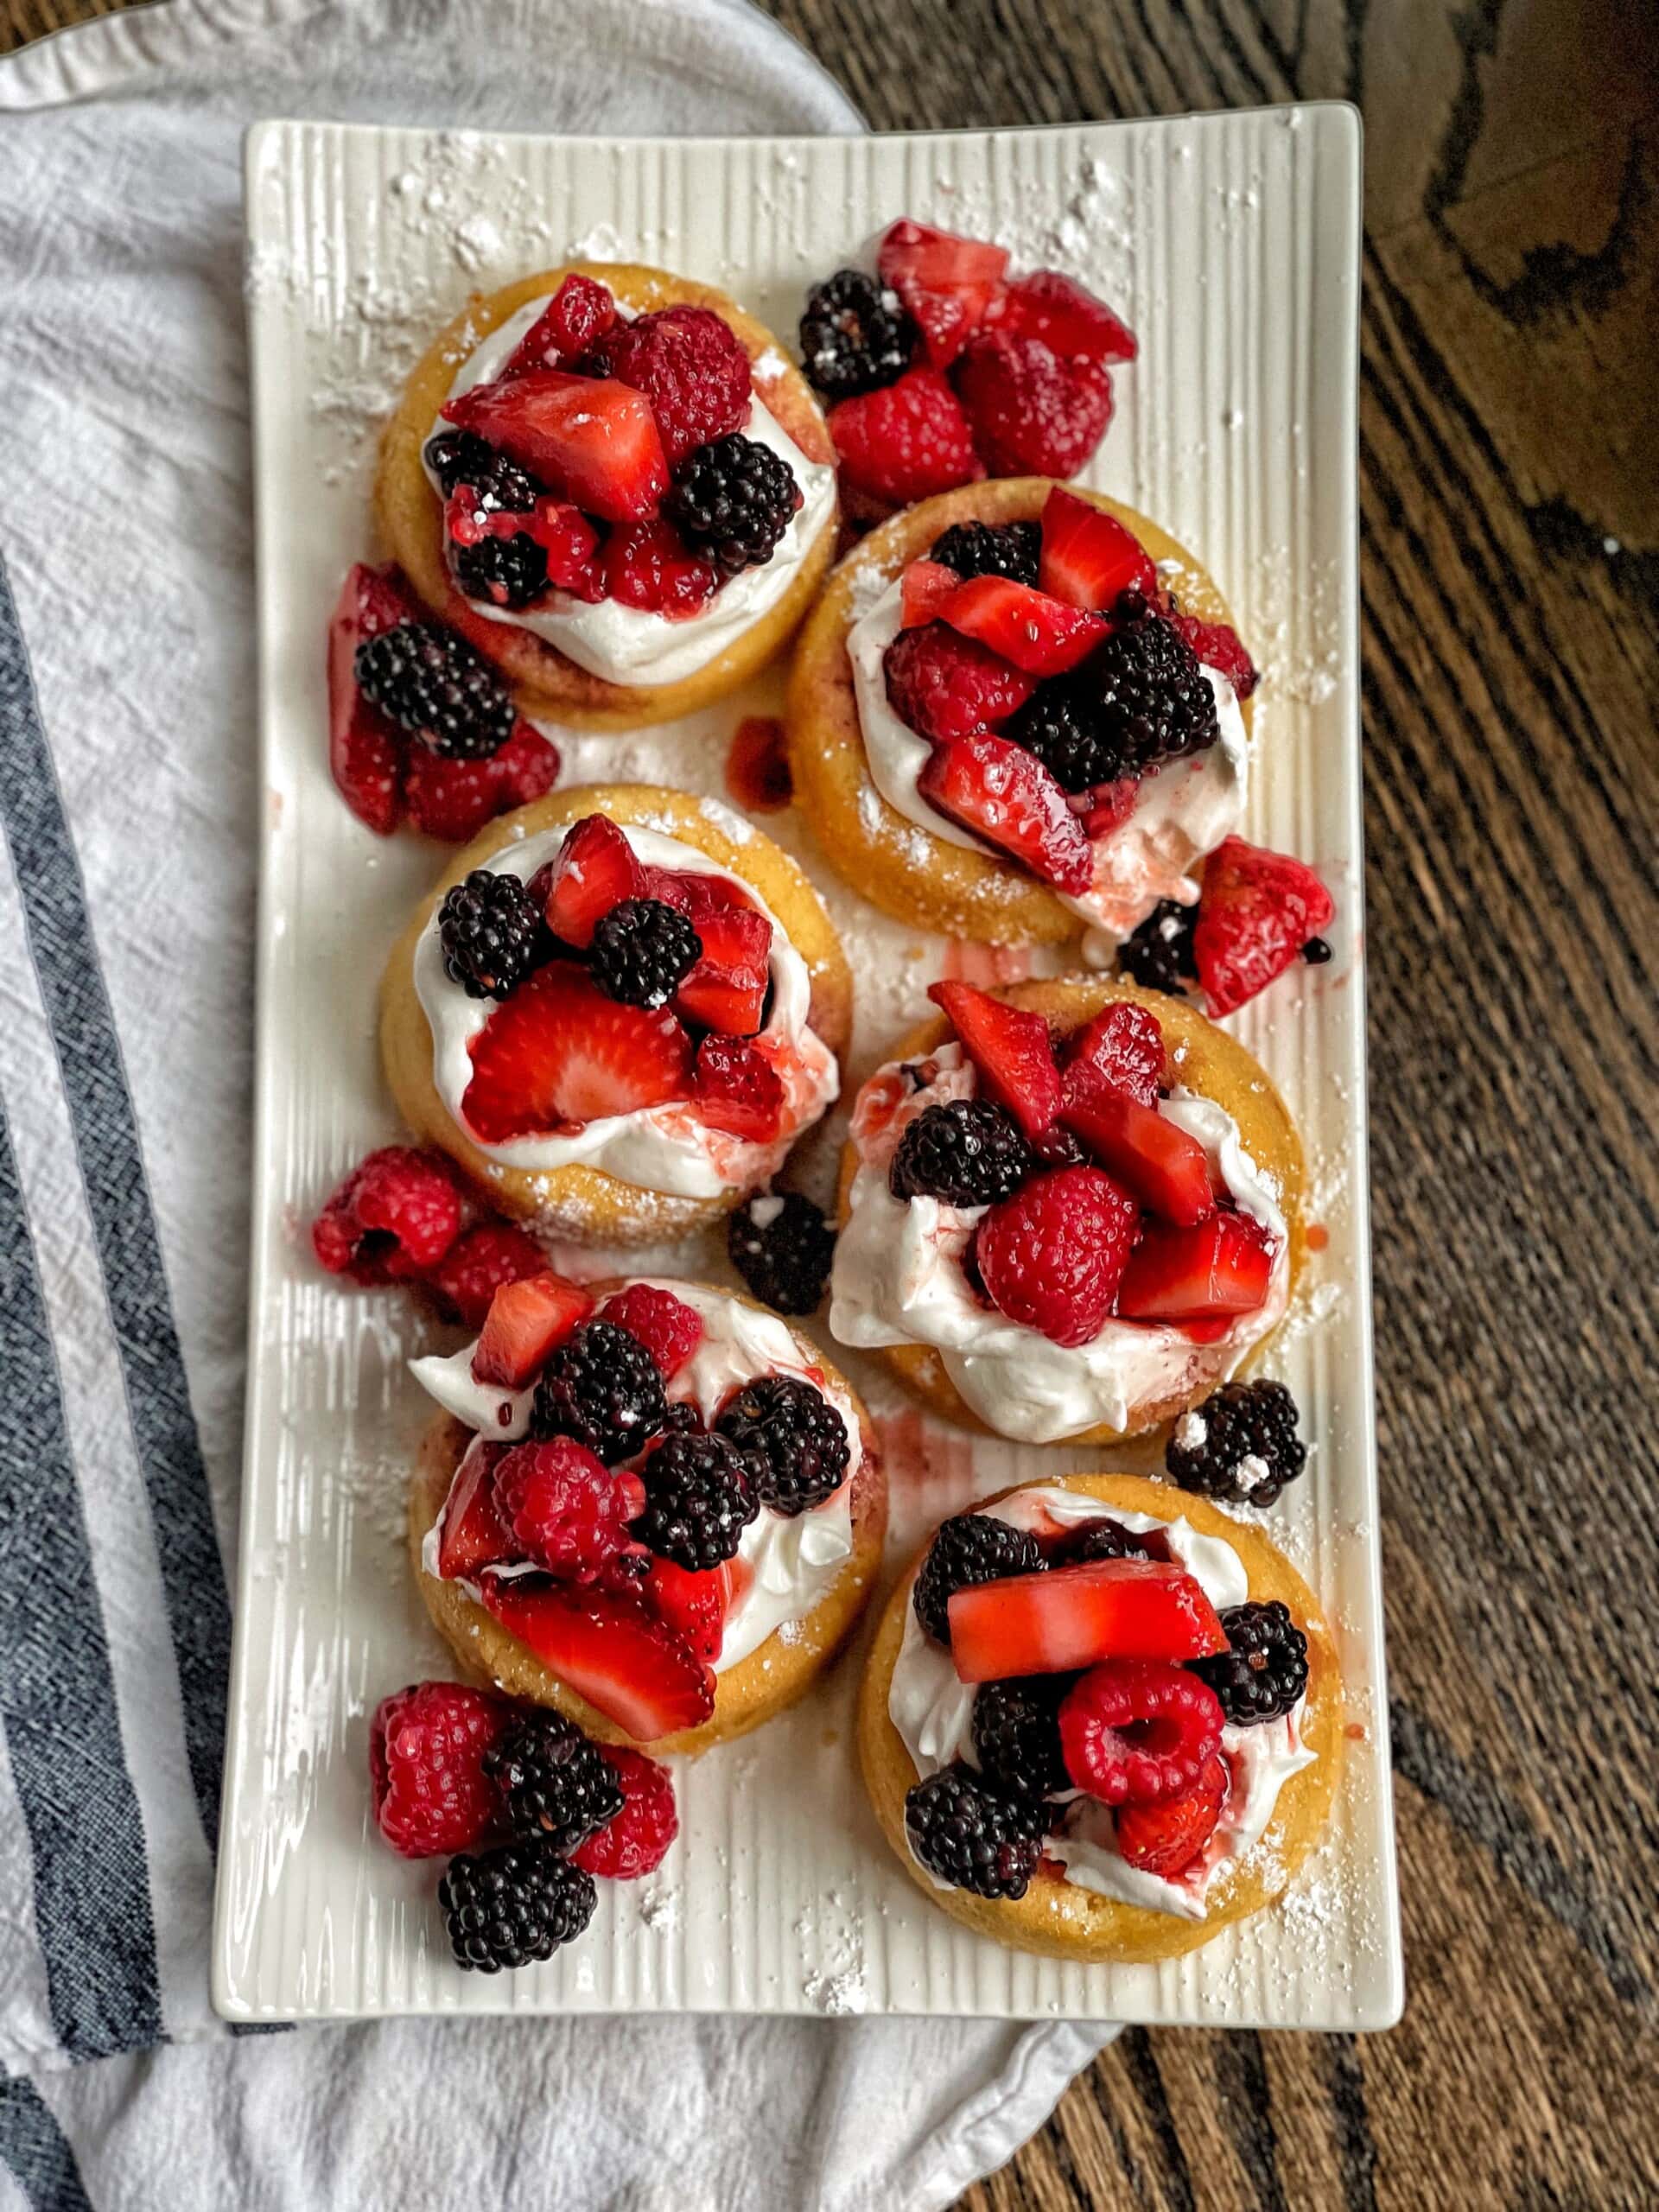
[414,817,839,1196]
[413,1278,861,1675]
[428,296,836,686]
[887,1485,1314,1917]
[847,578,1248,943]
[828,1043,1288,1443]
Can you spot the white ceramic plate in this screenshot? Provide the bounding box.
[218,110,1400,2028]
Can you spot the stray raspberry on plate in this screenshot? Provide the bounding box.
[829,369,983,505]
[370,1681,513,1859]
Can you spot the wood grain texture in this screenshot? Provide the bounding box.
[7,0,1654,2202]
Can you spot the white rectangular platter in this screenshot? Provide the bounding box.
[219,109,1400,2027]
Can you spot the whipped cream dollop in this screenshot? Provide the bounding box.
[828,1043,1287,1443]
[887,1485,1314,1917]
[414,817,839,1196]
[428,296,836,686]
[414,1278,861,1675]
[847,578,1248,943]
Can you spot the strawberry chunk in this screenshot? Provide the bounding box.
[644,866,759,923]
[403,721,560,842]
[1166,611,1258,702]
[1060,1093,1215,1226]
[1192,836,1335,1018]
[471,1270,594,1389]
[990,270,1138,365]
[479,1575,715,1738]
[327,563,416,834]
[543,814,645,948]
[956,330,1115,478]
[693,1034,785,1142]
[975,1164,1141,1347]
[1061,1001,1165,1109]
[1037,487,1158,613]
[443,370,669,523]
[927,980,1061,1139]
[462,964,694,1143]
[1116,1751,1228,1873]
[876,219,1009,370]
[497,274,618,377]
[597,1285,704,1378]
[946,1557,1229,1685]
[1076,779,1141,841]
[603,517,719,617]
[883,623,1036,744]
[435,1440,514,1580]
[918,729,1093,894]
[673,906,772,1037]
[938,574,1103,677]
[1116,1211,1274,1321]
[828,369,983,505]
[641,1556,733,1665]
[1059,1660,1224,1805]
[899,557,963,630]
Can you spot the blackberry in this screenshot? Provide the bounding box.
[1047,1518,1153,1567]
[439,1836,596,1971]
[1302,936,1333,965]
[353,622,515,760]
[662,1399,705,1435]
[912,1513,1044,1648]
[903,1764,1046,1899]
[1029,1123,1089,1172]
[1166,1380,1306,1507]
[798,268,915,402]
[715,1373,850,1516]
[1075,591,1219,772]
[451,531,550,612]
[972,1676,1072,1801]
[632,1430,759,1570]
[532,1319,667,1465]
[423,429,541,509]
[588,897,701,1009]
[727,1192,836,1317]
[930,520,1041,587]
[1189,1600,1309,1726]
[482,1712,624,1853]
[425,433,553,612]
[888,1098,1033,1208]
[437,868,551,999]
[666,434,800,575]
[1117,899,1198,997]
[1005,683,1124,794]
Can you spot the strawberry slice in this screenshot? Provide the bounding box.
[899,557,962,630]
[480,1575,715,1738]
[462,964,694,1143]
[327,563,416,833]
[471,1270,594,1389]
[918,730,1094,896]
[1192,836,1335,1018]
[644,866,759,922]
[1116,1751,1228,1875]
[674,906,772,1036]
[497,273,618,376]
[1061,1001,1165,1109]
[938,575,1103,676]
[693,1034,785,1142]
[543,814,645,948]
[1060,1091,1215,1226]
[876,219,1009,369]
[1167,611,1257,702]
[435,1440,513,1579]
[443,370,669,523]
[928,980,1061,1140]
[402,721,561,842]
[641,1556,734,1666]
[1037,487,1158,613]
[990,270,1138,365]
[948,1557,1228,1684]
[1116,1211,1274,1321]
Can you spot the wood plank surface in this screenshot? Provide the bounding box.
[4,2,1655,2205]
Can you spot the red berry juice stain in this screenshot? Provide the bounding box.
[1306,1223,1329,1253]
[725,716,791,812]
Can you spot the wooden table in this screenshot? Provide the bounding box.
[6,0,1656,2202]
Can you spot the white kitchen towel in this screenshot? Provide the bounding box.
[0,0,1113,2204]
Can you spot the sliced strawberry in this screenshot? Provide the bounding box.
[938,575,1103,677]
[435,1439,513,1579]
[462,964,694,1143]
[471,1270,594,1388]
[1061,1001,1165,1109]
[543,814,645,947]
[1076,779,1141,842]
[445,488,606,603]
[1037,487,1158,613]
[603,516,719,617]
[990,270,1138,365]
[1116,1751,1228,1873]
[899,557,963,630]
[443,370,669,523]
[918,730,1094,896]
[946,1557,1229,1684]
[644,866,759,923]
[1192,837,1335,1018]
[1060,1091,1215,1225]
[641,1556,733,1666]
[327,563,416,833]
[596,1285,704,1378]
[1116,1211,1274,1321]
[1167,611,1258,702]
[693,1034,785,1142]
[403,721,560,842]
[479,1576,715,1738]
[928,980,1061,1140]
[876,219,1009,369]
[674,906,772,1037]
[497,273,618,377]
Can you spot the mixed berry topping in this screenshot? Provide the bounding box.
[533,1318,669,1466]
[1189,1601,1309,1726]
[1166,1379,1307,1507]
[588,897,702,1010]
[888,1097,1033,1208]
[715,1372,851,1516]
[904,1764,1046,1900]
[798,269,917,403]
[727,1190,836,1316]
[929,519,1040,587]
[439,868,551,1000]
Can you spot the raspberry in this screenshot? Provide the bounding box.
[493,1437,646,1580]
[972,1675,1072,1801]
[798,269,915,402]
[912,1512,1043,1648]
[571,1748,678,1879]
[596,1285,704,1379]
[583,305,753,469]
[632,1431,758,1571]
[312,1146,461,1284]
[498,274,618,374]
[428,1220,549,1330]
[601,517,719,616]
[438,868,552,1000]
[1166,1380,1306,1507]
[930,519,1040,586]
[956,329,1115,478]
[903,1764,1046,1899]
[727,1192,836,1317]
[1058,1659,1224,1805]
[482,1709,625,1851]
[353,622,516,760]
[1117,899,1198,997]
[439,1837,596,1970]
[1115,1751,1227,1877]
[369,1681,512,1859]
[883,621,1034,744]
[533,1319,668,1465]
[888,1097,1033,1207]
[402,721,561,843]
[715,1373,850,1516]
[827,368,983,505]
[1188,1601,1309,1726]
[588,897,702,1009]
[974,1166,1140,1349]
